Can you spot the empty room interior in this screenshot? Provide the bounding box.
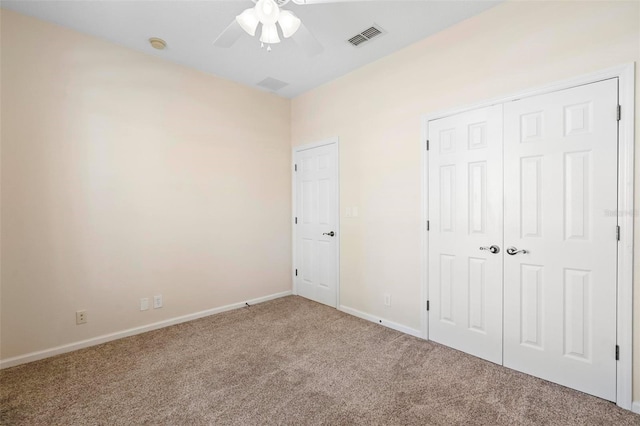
[1,0,640,424]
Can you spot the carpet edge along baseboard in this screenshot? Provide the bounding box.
[0,290,293,369]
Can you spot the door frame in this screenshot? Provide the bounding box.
[292,137,341,308]
[421,63,635,410]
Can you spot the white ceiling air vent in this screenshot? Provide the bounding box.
[257,77,289,91]
[348,25,385,47]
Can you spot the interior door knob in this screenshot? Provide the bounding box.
[506,246,528,255]
[323,231,335,237]
[479,245,500,254]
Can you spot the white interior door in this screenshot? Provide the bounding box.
[428,104,504,364]
[503,79,619,401]
[295,142,338,308]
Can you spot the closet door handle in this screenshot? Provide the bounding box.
[506,246,528,255]
[323,231,335,237]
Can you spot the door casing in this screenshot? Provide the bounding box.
[421,63,635,410]
[292,137,340,308]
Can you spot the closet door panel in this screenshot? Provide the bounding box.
[428,105,504,364]
[503,79,618,402]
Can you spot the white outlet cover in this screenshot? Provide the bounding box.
[76,310,87,324]
[140,298,149,311]
[153,295,163,309]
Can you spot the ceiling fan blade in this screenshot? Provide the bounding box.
[213,19,245,48]
[291,22,324,57]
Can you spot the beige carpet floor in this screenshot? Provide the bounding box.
[1,295,638,425]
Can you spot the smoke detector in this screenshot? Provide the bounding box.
[149,38,167,50]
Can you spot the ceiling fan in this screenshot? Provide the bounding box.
[213,0,358,56]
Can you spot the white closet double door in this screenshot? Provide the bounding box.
[428,79,619,401]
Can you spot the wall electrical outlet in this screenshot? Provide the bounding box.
[384,293,391,307]
[153,294,163,309]
[140,298,149,311]
[76,310,87,325]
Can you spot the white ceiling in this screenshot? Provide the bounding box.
[2,0,500,98]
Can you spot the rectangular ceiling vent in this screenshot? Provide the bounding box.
[348,25,385,47]
[257,77,289,92]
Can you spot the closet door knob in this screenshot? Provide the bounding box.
[479,245,500,254]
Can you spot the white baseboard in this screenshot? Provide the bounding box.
[632,401,640,414]
[339,305,422,338]
[0,290,292,370]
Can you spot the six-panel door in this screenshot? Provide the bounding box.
[295,143,338,308]
[428,104,504,364]
[503,79,618,401]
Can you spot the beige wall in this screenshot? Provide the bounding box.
[2,0,640,404]
[291,1,640,399]
[0,9,291,360]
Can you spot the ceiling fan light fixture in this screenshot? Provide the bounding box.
[260,23,281,44]
[278,10,301,38]
[236,8,260,36]
[255,0,280,25]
